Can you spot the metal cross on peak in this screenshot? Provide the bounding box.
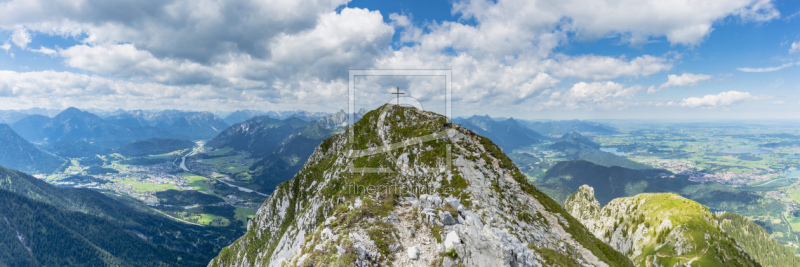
[391,87,405,105]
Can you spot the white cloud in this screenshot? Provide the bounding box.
[30,46,56,55]
[59,43,228,85]
[0,0,783,111]
[0,70,264,111]
[545,54,672,80]
[679,91,753,107]
[791,41,800,53]
[268,8,394,81]
[0,0,351,62]
[662,73,712,88]
[1,43,10,52]
[452,0,778,47]
[10,26,31,49]
[737,62,794,72]
[648,73,712,93]
[560,81,641,109]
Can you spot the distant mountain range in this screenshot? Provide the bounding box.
[9,108,230,148]
[223,109,332,125]
[454,115,546,152]
[522,119,617,136]
[0,108,60,124]
[0,165,242,266]
[11,108,164,147]
[0,124,65,174]
[222,110,269,125]
[208,116,310,156]
[264,110,330,121]
[107,109,230,140]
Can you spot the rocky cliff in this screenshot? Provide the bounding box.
[208,105,632,267]
[564,185,759,267]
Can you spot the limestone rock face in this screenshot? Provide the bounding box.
[208,105,633,267]
[564,185,759,267]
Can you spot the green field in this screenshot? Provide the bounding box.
[119,180,179,193]
[189,213,230,227]
[787,189,800,204]
[787,213,800,233]
[199,155,254,174]
[209,147,234,156]
[183,172,211,191]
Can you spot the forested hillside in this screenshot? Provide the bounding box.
[719,212,800,266]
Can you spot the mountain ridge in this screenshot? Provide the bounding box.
[0,124,65,174]
[209,104,632,267]
[564,185,759,266]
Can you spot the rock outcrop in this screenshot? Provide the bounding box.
[209,105,632,267]
[564,185,759,267]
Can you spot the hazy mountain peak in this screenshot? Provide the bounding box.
[0,124,64,174]
[61,106,82,114]
[54,107,100,120]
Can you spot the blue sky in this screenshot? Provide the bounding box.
[0,0,798,120]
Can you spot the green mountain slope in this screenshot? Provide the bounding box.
[246,111,348,193]
[718,212,800,267]
[209,105,632,267]
[0,189,201,266]
[206,116,309,156]
[0,124,65,174]
[564,185,759,267]
[0,165,242,265]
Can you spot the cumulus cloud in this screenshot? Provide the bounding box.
[0,70,268,110]
[545,54,672,80]
[560,81,641,109]
[791,41,800,53]
[268,8,394,81]
[648,73,712,93]
[30,46,56,55]
[452,0,778,47]
[0,0,783,111]
[10,27,31,48]
[59,43,234,85]
[737,62,794,72]
[679,91,753,107]
[0,0,351,62]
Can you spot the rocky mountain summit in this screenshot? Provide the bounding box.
[563,185,759,267]
[209,104,632,267]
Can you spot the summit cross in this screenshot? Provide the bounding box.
[391,87,404,105]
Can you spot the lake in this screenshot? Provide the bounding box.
[599,147,625,156]
[720,148,770,154]
[787,168,800,179]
